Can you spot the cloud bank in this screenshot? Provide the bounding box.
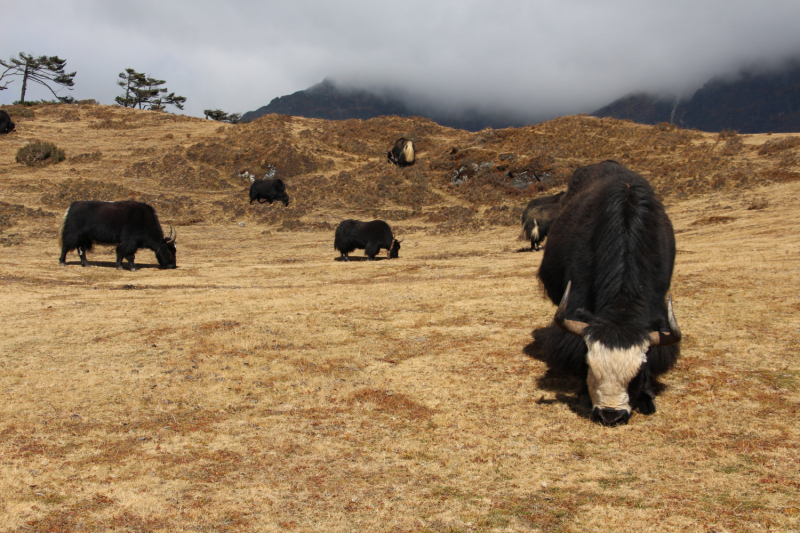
[2,0,800,123]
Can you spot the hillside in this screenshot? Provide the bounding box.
[0,103,799,532]
[593,61,800,133]
[2,103,798,238]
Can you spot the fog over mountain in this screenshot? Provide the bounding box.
[2,1,800,124]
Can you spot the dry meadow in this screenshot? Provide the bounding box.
[0,104,798,532]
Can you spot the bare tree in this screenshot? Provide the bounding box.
[0,53,76,103]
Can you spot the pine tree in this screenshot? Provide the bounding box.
[0,53,76,103]
[115,69,186,111]
[204,109,241,123]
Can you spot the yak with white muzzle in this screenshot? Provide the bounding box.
[536,161,682,425]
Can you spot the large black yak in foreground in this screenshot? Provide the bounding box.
[334,220,402,261]
[59,201,177,271]
[537,161,681,426]
[0,110,15,134]
[387,138,415,167]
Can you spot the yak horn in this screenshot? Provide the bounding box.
[649,295,682,346]
[396,237,404,243]
[553,281,589,336]
[166,226,176,243]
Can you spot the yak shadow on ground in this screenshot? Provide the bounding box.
[524,326,670,420]
[60,260,163,270]
[333,256,390,262]
[524,326,591,420]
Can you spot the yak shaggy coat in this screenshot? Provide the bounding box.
[538,162,680,424]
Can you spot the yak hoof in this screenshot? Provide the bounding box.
[116,264,124,270]
[636,395,657,415]
[59,261,66,267]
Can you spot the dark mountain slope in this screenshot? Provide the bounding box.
[593,62,800,133]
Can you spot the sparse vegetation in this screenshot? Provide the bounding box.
[15,139,65,166]
[0,106,799,532]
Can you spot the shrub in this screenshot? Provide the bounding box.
[16,140,65,167]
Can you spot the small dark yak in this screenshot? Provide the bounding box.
[387,138,415,167]
[334,220,402,261]
[537,162,681,426]
[58,201,177,271]
[520,191,564,251]
[249,176,289,206]
[521,203,561,251]
[0,110,15,134]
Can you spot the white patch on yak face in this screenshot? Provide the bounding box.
[585,339,649,413]
[403,142,415,164]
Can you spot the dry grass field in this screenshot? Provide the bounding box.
[0,104,798,532]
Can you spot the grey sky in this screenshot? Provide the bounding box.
[3,1,800,122]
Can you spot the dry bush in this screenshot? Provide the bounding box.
[125,148,232,191]
[15,140,65,167]
[747,197,769,210]
[718,128,739,140]
[89,118,142,130]
[2,105,35,119]
[68,151,103,163]
[40,178,136,208]
[0,202,55,232]
[758,136,800,156]
[691,215,737,226]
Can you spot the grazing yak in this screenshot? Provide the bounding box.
[0,110,15,134]
[59,201,177,271]
[249,176,289,206]
[387,138,415,167]
[537,161,681,426]
[334,220,402,261]
[520,191,565,251]
[521,203,561,251]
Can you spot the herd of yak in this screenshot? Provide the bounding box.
[4,117,683,426]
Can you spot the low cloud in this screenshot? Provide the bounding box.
[2,1,799,122]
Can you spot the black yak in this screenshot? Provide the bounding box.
[520,191,564,251]
[249,176,289,206]
[0,110,15,134]
[58,201,177,271]
[537,161,681,426]
[334,220,402,261]
[387,138,415,167]
[521,203,561,251]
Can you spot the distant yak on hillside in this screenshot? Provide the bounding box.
[387,138,415,167]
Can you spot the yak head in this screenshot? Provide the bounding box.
[156,227,177,269]
[553,281,681,426]
[388,237,403,258]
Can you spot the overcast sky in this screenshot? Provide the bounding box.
[3,1,800,123]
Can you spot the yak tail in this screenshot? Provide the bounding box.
[57,207,70,247]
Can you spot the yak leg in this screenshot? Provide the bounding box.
[578,382,592,409]
[59,245,69,266]
[116,242,138,271]
[341,252,349,262]
[77,247,89,267]
[632,369,657,415]
[365,242,380,260]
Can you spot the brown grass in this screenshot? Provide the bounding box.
[0,104,798,532]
